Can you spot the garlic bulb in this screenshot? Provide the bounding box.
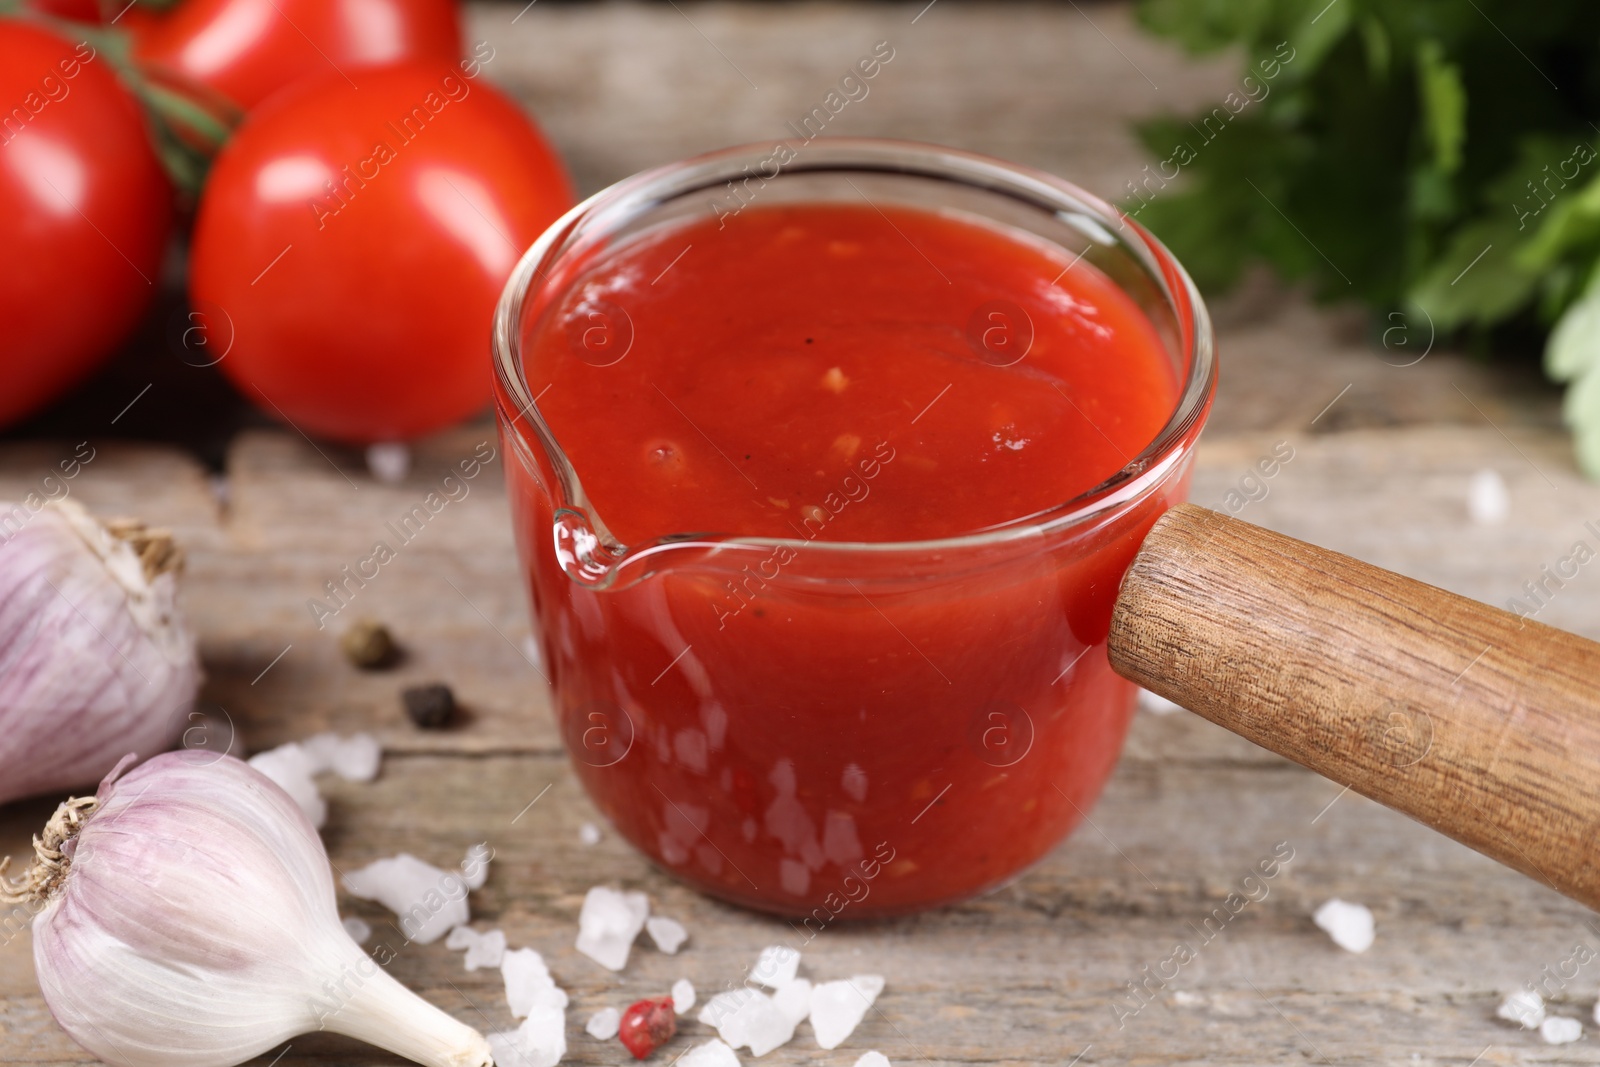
[0,499,200,805]
[0,752,492,1067]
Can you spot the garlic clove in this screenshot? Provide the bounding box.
[0,499,201,805]
[4,752,491,1067]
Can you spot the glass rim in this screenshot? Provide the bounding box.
[492,137,1216,561]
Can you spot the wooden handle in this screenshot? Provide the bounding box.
[1108,503,1600,910]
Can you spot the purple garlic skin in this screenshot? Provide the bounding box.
[0,500,199,805]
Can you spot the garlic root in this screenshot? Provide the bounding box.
[0,794,98,905]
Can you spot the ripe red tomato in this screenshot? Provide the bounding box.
[135,0,462,110]
[189,62,573,443]
[0,21,173,429]
[24,0,103,21]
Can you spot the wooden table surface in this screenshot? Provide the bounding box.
[3,3,1598,1065]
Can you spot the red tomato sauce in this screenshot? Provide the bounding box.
[506,202,1188,917]
[528,203,1177,545]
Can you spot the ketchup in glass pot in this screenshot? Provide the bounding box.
[494,143,1211,919]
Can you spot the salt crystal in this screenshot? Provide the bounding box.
[1541,1016,1582,1044]
[647,916,688,954]
[1468,468,1510,525]
[1312,898,1374,954]
[1171,990,1205,1007]
[585,1006,621,1040]
[297,736,340,775]
[300,731,382,782]
[444,926,506,971]
[485,1032,521,1067]
[810,975,885,1050]
[672,978,697,1014]
[701,989,796,1056]
[251,734,382,826]
[575,886,650,971]
[366,442,411,484]
[773,978,812,1026]
[1498,989,1545,1029]
[855,1054,891,1067]
[464,931,504,970]
[579,822,602,846]
[248,744,326,828]
[521,633,546,673]
[331,734,381,781]
[698,990,747,1028]
[341,853,470,945]
[502,947,569,1018]
[752,944,800,989]
[341,916,371,945]
[487,1004,566,1067]
[678,1039,741,1067]
[462,842,492,891]
[1138,689,1183,715]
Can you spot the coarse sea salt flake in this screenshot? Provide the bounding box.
[1498,989,1545,1029]
[341,916,371,945]
[248,744,326,828]
[341,853,467,945]
[810,975,885,1050]
[366,442,411,484]
[502,947,569,1018]
[575,886,649,971]
[464,931,504,970]
[461,842,491,890]
[488,1003,566,1067]
[673,978,697,1014]
[444,926,506,971]
[773,978,812,1027]
[715,992,797,1057]
[698,990,747,1028]
[855,1054,892,1067]
[1469,468,1510,525]
[752,944,800,989]
[521,633,546,673]
[1312,898,1374,954]
[1542,1016,1582,1044]
[301,731,382,782]
[647,915,688,954]
[679,1039,741,1067]
[579,821,602,846]
[586,1007,621,1040]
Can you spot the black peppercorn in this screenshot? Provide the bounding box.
[402,683,456,728]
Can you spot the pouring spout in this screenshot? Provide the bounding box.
[552,507,621,587]
[551,508,738,591]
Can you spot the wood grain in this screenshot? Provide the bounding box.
[7,426,1600,1065]
[1109,503,1600,912]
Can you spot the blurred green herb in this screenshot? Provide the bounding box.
[1130,0,1600,473]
